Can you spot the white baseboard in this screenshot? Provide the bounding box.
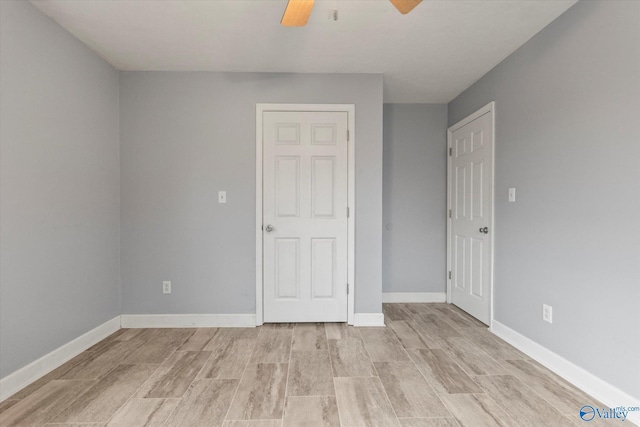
[353,313,385,327]
[120,314,256,328]
[491,320,640,425]
[0,316,121,402]
[382,292,446,303]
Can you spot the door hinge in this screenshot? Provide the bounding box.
[347,207,350,218]
[347,130,350,142]
[448,271,452,280]
[449,147,452,156]
[449,209,452,219]
[347,283,350,294]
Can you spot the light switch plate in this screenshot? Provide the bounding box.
[508,188,516,202]
[218,191,226,203]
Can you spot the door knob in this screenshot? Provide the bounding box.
[479,227,489,234]
[265,224,274,233]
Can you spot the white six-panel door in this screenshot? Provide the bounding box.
[448,104,494,325]
[262,111,349,322]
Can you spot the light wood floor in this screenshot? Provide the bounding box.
[0,303,625,426]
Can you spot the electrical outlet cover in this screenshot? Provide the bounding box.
[543,304,552,323]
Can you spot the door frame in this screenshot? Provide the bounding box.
[255,103,356,326]
[446,101,495,327]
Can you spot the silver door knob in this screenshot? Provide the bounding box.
[479,227,489,234]
[265,224,274,232]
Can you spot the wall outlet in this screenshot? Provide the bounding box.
[543,304,553,323]
[163,281,171,294]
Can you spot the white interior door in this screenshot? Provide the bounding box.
[448,104,494,325]
[262,111,349,322]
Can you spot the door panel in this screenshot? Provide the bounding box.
[275,156,300,217]
[263,111,348,322]
[274,238,300,299]
[449,108,493,325]
[311,238,336,298]
[311,157,336,218]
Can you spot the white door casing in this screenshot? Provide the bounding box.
[256,104,355,325]
[447,102,495,325]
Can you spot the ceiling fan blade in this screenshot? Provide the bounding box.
[389,0,422,15]
[281,0,315,27]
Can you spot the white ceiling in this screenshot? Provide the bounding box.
[30,0,577,103]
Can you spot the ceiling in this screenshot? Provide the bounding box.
[30,0,577,103]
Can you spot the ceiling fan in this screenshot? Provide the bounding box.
[281,0,422,26]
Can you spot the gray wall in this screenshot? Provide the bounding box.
[119,72,383,315]
[449,0,640,398]
[383,104,447,294]
[0,1,120,378]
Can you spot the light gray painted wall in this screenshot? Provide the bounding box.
[383,104,447,293]
[449,0,640,398]
[0,1,120,378]
[119,72,383,315]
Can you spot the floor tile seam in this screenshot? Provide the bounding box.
[62,346,140,381]
[397,415,461,419]
[45,423,107,425]
[0,398,20,407]
[415,343,482,394]
[456,329,519,368]
[332,375,379,379]
[483,367,593,424]
[160,397,182,427]
[52,378,114,423]
[396,415,463,427]
[132,345,195,399]
[221,350,253,424]
[364,325,414,363]
[433,307,479,330]
[370,359,400,423]
[11,378,98,426]
[173,329,198,352]
[402,319,432,349]
[383,323,417,360]
[499,357,593,408]
[58,358,116,382]
[331,377,345,427]
[348,331,380,378]
[403,348,457,421]
[226,416,285,421]
[98,359,172,426]
[439,390,522,427]
[326,327,339,381]
[469,328,527,361]
[286,394,338,398]
[430,311,468,336]
[319,323,330,351]
[162,350,218,400]
[286,391,337,398]
[281,331,294,404]
[436,341,502,378]
[282,394,340,426]
[177,328,219,352]
[332,342,376,426]
[445,307,487,328]
[470,373,564,427]
[193,344,224,381]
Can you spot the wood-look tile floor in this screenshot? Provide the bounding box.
[1,303,630,427]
